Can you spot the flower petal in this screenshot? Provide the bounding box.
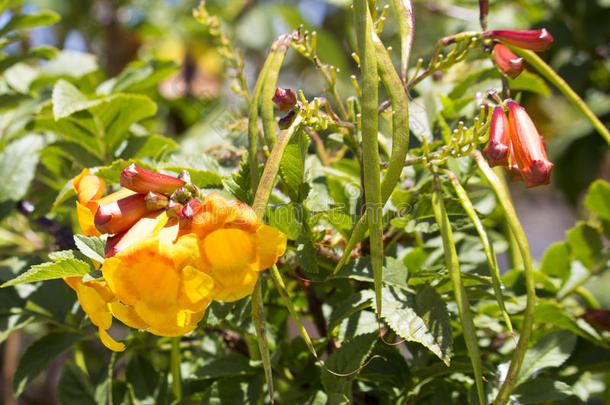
[110,301,149,330]
[255,224,287,270]
[98,327,125,352]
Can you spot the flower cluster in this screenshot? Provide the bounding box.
[483,101,553,187]
[483,29,553,79]
[66,165,287,351]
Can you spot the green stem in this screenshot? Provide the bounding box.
[269,265,319,359]
[510,47,610,146]
[390,0,414,82]
[431,172,487,405]
[493,167,523,269]
[473,150,536,405]
[261,35,292,149]
[251,279,274,404]
[442,169,513,333]
[170,337,182,401]
[252,114,304,217]
[247,53,274,194]
[354,0,383,317]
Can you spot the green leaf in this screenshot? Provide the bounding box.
[448,67,498,99]
[0,46,57,73]
[512,378,573,404]
[52,79,102,120]
[0,314,33,344]
[327,290,375,336]
[321,332,377,405]
[74,234,107,263]
[515,330,577,386]
[336,257,410,291]
[39,50,98,79]
[566,222,602,268]
[539,242,570,282]
[0,10,60,37]
[194,353,255,379]
[199,374,263,405]
[533,301,603,344]
[90,94,157,156]
[125,354,162,402]
[508,70,551,97]
[120,134,179,160]
[585,180,610,220]
[0,134,44,203]
[1,258,90,287]
[379,286,452,366]
[58,362,97,405]
[162,166,224,189]
[110,59,179,93]
[13,332,84,396]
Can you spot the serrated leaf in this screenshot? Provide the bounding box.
[534,301,603,344]
[120,134,179,160]
[74,234,106,263]
[321,332,378,405]
[515,330,577,387]
[585,180,610,220]
[336,257,410,291]
[110,59,179,93]
[13,332,84,396]
[58,362,97,405]
[512,378,573,404]
[379,286,452,366]
[1,258,90,287]
[0,134,44,203]
[566,222,602,268]
[539,242,570,282]
[327,290,374,336]
[162,166,224,189]
[0,10,60,37]
[52,79,102,120]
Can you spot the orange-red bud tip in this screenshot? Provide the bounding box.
[483,106,511,167]
[484,29,553,52]
[120,164,185,195]
[272,87,297,111]
[94,193,149,234]
[493,43,524,79]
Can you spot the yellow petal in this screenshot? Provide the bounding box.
[98,327,125,352]
[213,270,257,302]
[255,225,287,270]
[75,282,113,329]
[134,301,201,336]
[76,175,105,205]
[202,228,256,274]
[110,301,149,330]
[76,201,100,236]
[178,265,214,310]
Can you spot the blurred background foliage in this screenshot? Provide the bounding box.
[0,0,608,404]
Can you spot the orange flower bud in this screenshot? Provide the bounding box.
[120,164,185,195]
[483,106,510,167]
[272,87,297,111]
[493,43,523,79]
[506,100,553,188]
[95,193,150,234]
[484,29,553,51]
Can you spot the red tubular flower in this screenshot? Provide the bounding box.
[506,100,553,187]
[493,44,524,79]
[120,164,186,195]
[272,87,297,111]
[483,105,510,166]
[484,29,553,51]
[94,193,151,234]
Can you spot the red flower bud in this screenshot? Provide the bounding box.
[493,44,524,79]
[505,145,524,183]
[484,29,553,52]
[506,100,553,188]
[120,164,185,195]
[165,200,183,218]
[272,87,297,111]
[483,106,510,167]
[94,193,150,234]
